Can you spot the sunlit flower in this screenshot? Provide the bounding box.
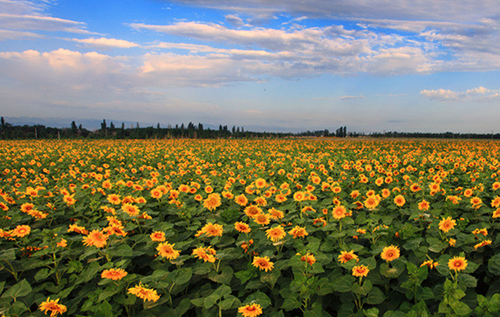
[448,256,467,272]
[288,225,308,239]
[156,242,180,260]
[332,205,346,220]
[192,246,217,263]
[82,230,108,248]
[418,200,430,211]
[338,250,359,264]
[394,195,406,207]
[299,252,316,266]
[265,226,286,242]
[420,259,439,269]
[238,303,263,317]
[197,223,224,237]
[57,239,67,248]
[380,245,400,262]
[12,225,31,238]
[252,256,274,272]
[253,213,271,225]
[474,240,492,250]
[39,297,67,316]
[101,268,128,280]
[234,222,251,233]
[203,193,222,211]
[439,217,456,233]
[107,194,121,205]
[352,265,369,277]
[128,283,160,302]
[235,194,248,206]
[244,205,262,219]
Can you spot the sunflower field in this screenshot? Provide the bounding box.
[2,139,500,317]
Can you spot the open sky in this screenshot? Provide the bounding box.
[1,0,499,133]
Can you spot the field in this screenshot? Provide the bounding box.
[1,139,500,317]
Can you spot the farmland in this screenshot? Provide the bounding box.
[1,139,500,317]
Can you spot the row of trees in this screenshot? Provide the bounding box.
[0,117,345,140]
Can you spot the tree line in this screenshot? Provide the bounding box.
[0,117,350,140]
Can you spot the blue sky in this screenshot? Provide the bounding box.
[1,0,500,133]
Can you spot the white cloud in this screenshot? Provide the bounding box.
[0,28,41,40]
[71,37,140,49]
[0,13,89,33]
[341,95,364,101]
[420,86,500,101]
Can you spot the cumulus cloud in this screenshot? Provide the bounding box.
[420,86,500,101]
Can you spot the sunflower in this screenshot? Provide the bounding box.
[268,208,284,220]
[265,226,286,242]
[439,217,456,233]
[254,213,271,226]
[107,194,121,205]
[82,230,108,248]
[11,225,31,238]
[448,256,467,272]
[254,178,267,189]
[39,297,67,316]
[128,283,160,302]
[364,196,380,210]
[418,200,430,211]
[122,203,140,216]
[338,250,359,264]
[493,208,500,218]
[474,240,492,249]
[380,245,400,262]
[275,194,287,203]
[67,223,88,235]
[192,246,217,263]
[235,194,249,206]
[156,242,180,260]
[244,205,262,219]
[252,256,274,272]
[352,265,369,277]
[203,193,222,211]
[394,195,406,207]
[288,225,308,239]
[420,260,439,269]
[238,303,263,317]
[332,206,346,220]
[101,268,128,280]
[298,252,317,266]
[234,222,251,233]
[197,223,224,237]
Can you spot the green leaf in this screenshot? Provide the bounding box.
[450,300,472,316]
[0,249,16,261]
[172,268,192,285]
[235,269,255,284]
[488,253,500,275]
[245,291,272,309]
[204,293,220,309]
[352,280,373,296]
[35,268,51,282]
[0,281,5,295]
[282,296,301,311]
[219,296,241,310]
[1,279,32,300]
[366,287,385,305]
[364,307,379,317]
[427,237,448,253]
[208,266,233,284]
[191,298,205,307]
[458,274,477,288]
[94,300,113,317]
[332,275,356,293]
